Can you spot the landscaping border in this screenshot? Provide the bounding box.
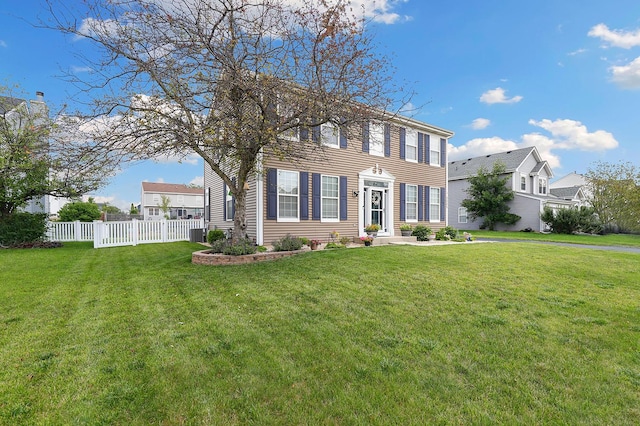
[192,249,304,266]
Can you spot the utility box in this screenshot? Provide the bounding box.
[189,228,205,243]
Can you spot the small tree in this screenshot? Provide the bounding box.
[129,203,139,215]
[541,206,602,234]
[461,162,520,230]
[58,200,102,222]
[158,195,171,220]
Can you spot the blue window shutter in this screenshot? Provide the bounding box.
[399,183,406,221]
[362,122,369,153]
[312,125,320,144]
[417,132,423,163]
[340,127,347,149]
[425,185,430,221]
[399,127,406,160]
[300,172,309,220]
[340,176,348,220]
[312,173,321,220]
[425,134,431,165]
[384,123,391,157]
[300,127,309,141]
[418,184,424,221]
[267,168,277,220]
[223,182,227,221]
[440,138,447,167]
[440,187,446,221]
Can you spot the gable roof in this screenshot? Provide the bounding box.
[141,182,203,195]
[449,147,537,180]
[550,186,583,200]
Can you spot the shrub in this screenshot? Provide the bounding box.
[223,238,257,255]
[58,201,101,222]
[272,234,304,252]
[400,223,413,231]
[209,239,227,253]
[411,225,432,241]
[207,229,226,244]
[340,236,351,245]
[299,236,309,246]
[324,242,346,249]
[0,212,48,246]
[541,206,603,234]
[443,226,458,239]
[435,229,450,241]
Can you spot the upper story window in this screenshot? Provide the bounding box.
[405,128,417,162]
[177,195,184,204]
[406,184,418,221]
[539,177,547,195]
[369,122,384,157]
[321,175,339,221]
[430,136,440,165]
[520,176,526,191]
[430,187,441,222]
[278,170,299,221]
[321,123,339,148]
[458,207,468,223]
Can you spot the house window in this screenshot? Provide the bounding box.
[430,138,440,165]
[539,177,547,195]
[225,191,234,221]
[405,128,417,162]
[321,175,339,220]
[369,122,384,156]
[321,123,339,148]
[430,187,440,221]
[520,176,526,191]
[406,184,418,221]
[458,207,468,223]
[149,207,159,216]
[278,170,299,220]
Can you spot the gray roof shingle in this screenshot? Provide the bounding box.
[448,147,535,180]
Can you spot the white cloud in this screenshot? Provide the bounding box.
[349,0,410,24]
[153,153,201,165]
[479,87,523,104]
[608,56,640,89]
[189,176,204,187]
[588,23,640,49]
[71,65,94,73]
[469,118,490,130]
[568,48,587,56]
[449,118,618,169]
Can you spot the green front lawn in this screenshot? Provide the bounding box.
[1,242,639,424]
[469,229,640,247]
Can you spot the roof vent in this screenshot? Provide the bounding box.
[462,162,467,165]
[467,158,472,161]
[486,155,491,157]
[506,150,512,154]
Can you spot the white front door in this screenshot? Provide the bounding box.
[358,167,395,236]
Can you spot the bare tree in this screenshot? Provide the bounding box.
[43,0,401,243]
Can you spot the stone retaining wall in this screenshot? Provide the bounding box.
[192,249,304,266]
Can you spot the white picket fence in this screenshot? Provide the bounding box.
[46,219,205,249]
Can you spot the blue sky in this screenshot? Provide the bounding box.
[2,0,639,210]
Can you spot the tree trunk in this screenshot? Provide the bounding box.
[232,189,248,245]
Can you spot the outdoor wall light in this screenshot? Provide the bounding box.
[352,191,359,197]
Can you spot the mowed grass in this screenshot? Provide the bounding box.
[1,242,639,424]
[470,229,640,247]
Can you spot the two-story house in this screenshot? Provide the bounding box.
[204,115,454,245]
[140,182,204,220]
[448,146,577,232]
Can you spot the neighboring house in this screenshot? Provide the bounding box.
[550,172,590,206]
[1,91,70,217]
[141,182,204,220]
[204,116,455,245]
[448,146,577,232]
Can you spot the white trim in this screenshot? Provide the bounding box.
[358,167,395,237]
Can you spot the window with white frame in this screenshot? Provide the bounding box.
[149,207,159,216]
[277,170,299,220]
[539,177,547,195]
[321,175,339,220]
[405,128,417,162]
[406,184,418,220]
[321,122,339,148]
[225,190,234,221]
[458,207,468,223]
[430,137,440,165]
[430,187,440,221]
[369,122,384,156]
[520,176,526,191]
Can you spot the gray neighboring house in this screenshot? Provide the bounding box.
[141,182,204,220]
[448,146,577,232]
[550,172,590,206]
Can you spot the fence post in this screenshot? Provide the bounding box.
[162,219,168,243]
[132,219,138,246]
[74,220,81,242]
[93,220,102,248]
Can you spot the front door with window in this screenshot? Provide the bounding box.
[364,182,389,233]
[370,189,384,230]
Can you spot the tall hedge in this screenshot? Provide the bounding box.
[0,212,48,246]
